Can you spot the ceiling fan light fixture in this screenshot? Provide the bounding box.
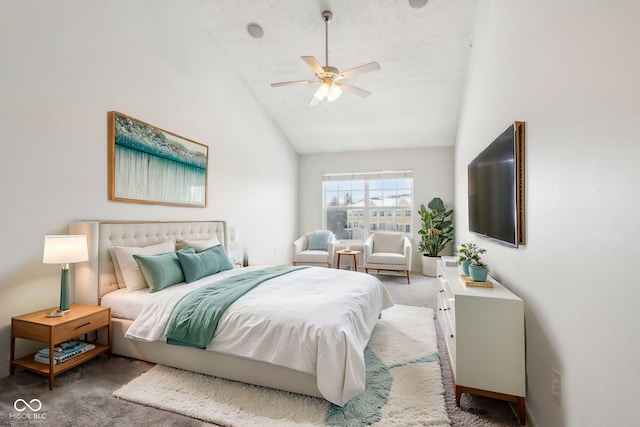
[327,84,342,102]
[314,83,330,101]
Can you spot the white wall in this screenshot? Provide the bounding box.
[456,2,640,426]
[0,0,297,376]
[298,147,455,271]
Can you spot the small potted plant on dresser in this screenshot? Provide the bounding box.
[417,197,454,277]
[456,243,485,275]
[468,246,489,282]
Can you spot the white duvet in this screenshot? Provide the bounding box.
[124,265,394,406]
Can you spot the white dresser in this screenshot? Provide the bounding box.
[436,259,526,424]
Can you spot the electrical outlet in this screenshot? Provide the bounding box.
[552,369,561,405]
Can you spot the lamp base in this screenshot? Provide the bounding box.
[59,266,71,313]
[46,310,67,318]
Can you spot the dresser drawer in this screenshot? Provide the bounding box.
[54,310,110,343]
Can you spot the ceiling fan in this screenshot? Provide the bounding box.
[271,10,380,105]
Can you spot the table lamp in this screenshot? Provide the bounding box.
[43,235,88,316]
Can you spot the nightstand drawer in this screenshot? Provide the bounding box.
[55,310,110,343]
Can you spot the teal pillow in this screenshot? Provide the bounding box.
[133,248,195,292]
[176,244,234,283]
[307,230,333,251]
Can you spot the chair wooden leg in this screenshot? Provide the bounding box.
[406,271,411,284]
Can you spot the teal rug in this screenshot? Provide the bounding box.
[113,305,450,426]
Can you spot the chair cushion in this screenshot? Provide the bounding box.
[368,252,407,266]
[307,230,334,251]
[373,232,403,253]
[295,250,329,264]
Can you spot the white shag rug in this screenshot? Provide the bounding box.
[113,305,450,427]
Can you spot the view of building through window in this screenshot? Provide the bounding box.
[323,171,413,241]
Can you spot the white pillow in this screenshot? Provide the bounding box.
[110,240,175,292]
[177,236,221,252]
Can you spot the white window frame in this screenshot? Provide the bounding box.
[322,170,413,241]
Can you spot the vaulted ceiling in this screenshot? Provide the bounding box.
[189,0,476,154]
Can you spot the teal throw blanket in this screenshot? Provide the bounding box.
[165,266,308,349]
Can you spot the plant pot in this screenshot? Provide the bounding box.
[469,264,488,282]
[460,260,472,275]
[421,255,439,277]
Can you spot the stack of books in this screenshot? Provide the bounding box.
[34,340,95,365]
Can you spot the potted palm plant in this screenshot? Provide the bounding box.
[417,197,454,276]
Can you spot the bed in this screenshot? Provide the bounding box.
[69,220,393,406]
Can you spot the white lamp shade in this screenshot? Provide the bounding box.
[43,235,89,264]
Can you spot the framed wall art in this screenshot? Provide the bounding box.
[108,111,208,207]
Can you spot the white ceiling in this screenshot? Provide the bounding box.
[189,0,476,154]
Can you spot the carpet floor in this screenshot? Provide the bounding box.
[1,273,522,427]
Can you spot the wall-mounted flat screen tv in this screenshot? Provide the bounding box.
[468,122,525,248]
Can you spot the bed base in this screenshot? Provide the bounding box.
[99,318,322,398]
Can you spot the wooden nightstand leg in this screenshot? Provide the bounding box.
[455,385,462,406]
[48,339,55,389]
[9,336,15,375]
[108,319,113,358]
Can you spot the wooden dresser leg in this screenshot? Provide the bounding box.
[517,397,526,425]
[455,386,462,406]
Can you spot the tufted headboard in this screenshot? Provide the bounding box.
[69,220,227,305]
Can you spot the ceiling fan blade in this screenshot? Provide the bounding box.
[335,82,372,98]
[301,56,326,76]
[338,62,381,79]
[271,79,317,87]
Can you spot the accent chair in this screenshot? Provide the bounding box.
[363,231,412,283]
[292,230,337,267]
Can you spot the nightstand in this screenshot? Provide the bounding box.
[10,304,112,389]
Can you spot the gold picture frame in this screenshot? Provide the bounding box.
[108,112,208,207]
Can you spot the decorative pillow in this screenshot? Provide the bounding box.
[133,248,195,293]
[110,240,176,292]
[176,244,234,283]
[176,236,221,252]
[307,230,334,251]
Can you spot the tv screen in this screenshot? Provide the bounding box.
[468,123,525,247]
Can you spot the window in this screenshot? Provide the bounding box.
[323,171,413,240]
